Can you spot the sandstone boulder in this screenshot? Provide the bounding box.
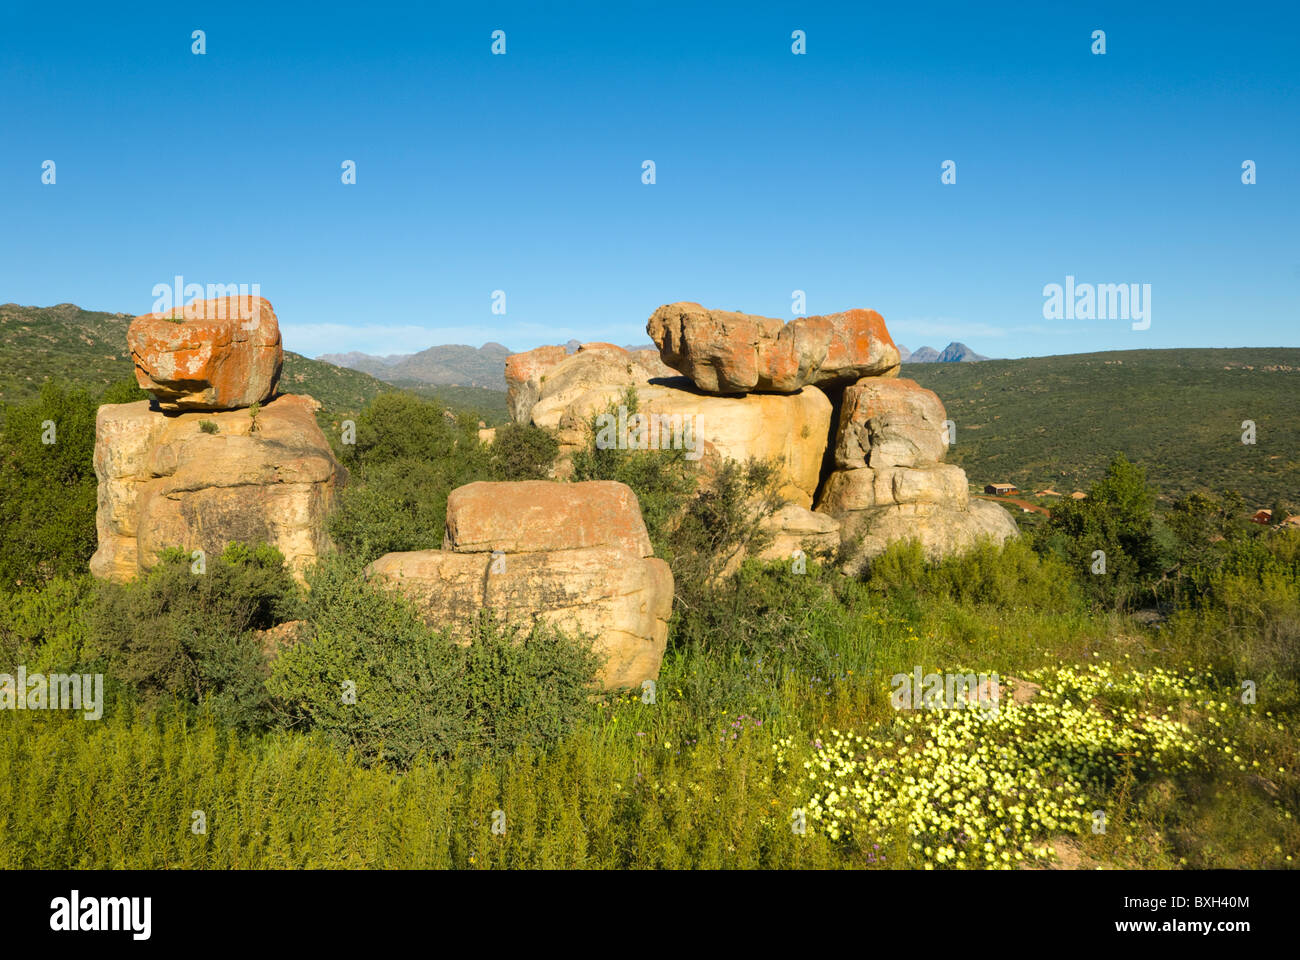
[832,499,1021,575]
[817,464,969,514]
[368,479,672,690]
[128,296,283,410]
[755,504,842,563]
[817,374,1017,569]
[444,480,654,557]
[549,381,832,508]
[505,342,675,426]
[90,393,344,582]
[835,377,949,469]
[647,301,901,394]
[505,345,569,423]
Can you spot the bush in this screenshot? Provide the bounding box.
[865,537,1082,613]
[269,557,599,767]
[344,392,485,469]
[99,377,149,405]
[1035,453,1161,609]
[1167,528,1300,689]
[0,575,96,673]
[0,381,100,587]
[329,456,458,563]
[88,543,301,729]
[330,393,494,564]
[488,422,559,480]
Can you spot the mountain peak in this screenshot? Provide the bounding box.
[901,341,989,363]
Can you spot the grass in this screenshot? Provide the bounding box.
[2,557,1295,870]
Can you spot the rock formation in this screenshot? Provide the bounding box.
[367,480,673,690]
[92,297,343,582]
[646,301,901,393]
[815,377,1018,572]
[91,393,345,582]
[128,295,283,410]
[502,302,1018,571]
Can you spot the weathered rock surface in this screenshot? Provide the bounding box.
[90,393,344,582]
[444,480,654,557]
[832,500,1021,574]
[755,504,842,563]
[835,377,949,469]
[818,464,969,514]
[549,380,833,508]
[504,345,569,423]
[128,296,283,410]
[505,342,674,426]
[817,373,1017,570]
[370,480,671,690]
[647,301,901,394]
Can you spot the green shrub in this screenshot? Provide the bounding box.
[865,537,1082,613]
[1035,453,1161,609]
[330,393,493,564]
[487,422,558,480]
[0,381,100,587]
[88,542,301,729]
[329,457,454,563]
[0,575,96,673]
[269,557,599,767]
[199,420,219,434]
[344,392,485,468]
[99,377,149,405]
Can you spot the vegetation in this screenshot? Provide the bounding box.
[1,369,1297,870]
[907,347,1300,508]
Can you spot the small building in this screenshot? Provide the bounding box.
[1251,509,1273,525]
[1035,489,1061,498]
[984,483,1019,496]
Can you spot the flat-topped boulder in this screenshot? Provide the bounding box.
[647,301,901,394]
[369,479,673,690]
[128,295,283,410]
[90,393,344,582]
[444,480,654,557]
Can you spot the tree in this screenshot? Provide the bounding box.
[1039,453,1161,608]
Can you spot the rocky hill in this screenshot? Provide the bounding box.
[898,341,989,363]
[319,342,512,389]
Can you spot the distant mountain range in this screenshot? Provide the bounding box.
[318,343,513,389]
[322,341,658,390]
[898,341,989,363]
[319,338,990,387]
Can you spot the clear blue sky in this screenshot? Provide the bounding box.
[2,1,1296,359]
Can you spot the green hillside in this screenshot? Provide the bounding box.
[905,348,1300,508]
[0,302,512,422]
[0,303,398,415]
[4,305,1295,501]
[0,303,133,403]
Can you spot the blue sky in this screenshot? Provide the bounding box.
[2,1,1296,359]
